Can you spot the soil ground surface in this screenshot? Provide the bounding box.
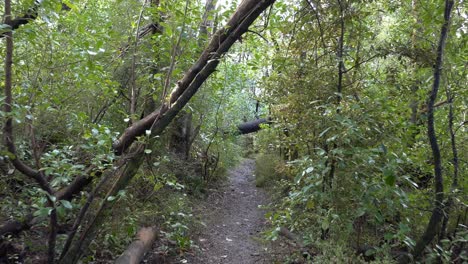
[186,158,273,264]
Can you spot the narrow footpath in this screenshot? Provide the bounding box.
[187,159,273,264]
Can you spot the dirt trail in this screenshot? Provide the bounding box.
[187,159,272,264]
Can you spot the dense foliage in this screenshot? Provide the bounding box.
[253,0,467,262]
[0,0,466,263]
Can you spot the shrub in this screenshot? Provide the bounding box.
[255,153,283,187]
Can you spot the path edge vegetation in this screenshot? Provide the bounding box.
[1,0,466,263]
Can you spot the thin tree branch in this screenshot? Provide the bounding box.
[247,29,269,43]
[305,0,327,50]
[162,0,190,101]
[129,1,148,121]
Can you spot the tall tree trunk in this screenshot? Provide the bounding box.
[412,0,454,259]
[326,0,346,190]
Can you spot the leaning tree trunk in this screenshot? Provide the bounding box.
[112,0,277,155]
[60,1,276,262]
[168,0,217,159]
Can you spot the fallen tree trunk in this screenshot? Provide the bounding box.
[115,227,158,264]
[237,118,271,134]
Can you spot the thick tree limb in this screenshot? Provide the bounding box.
[113,0,277,155]
[0,2,74,39]
[0,215,33,238]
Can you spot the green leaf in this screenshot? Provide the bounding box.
[321,220,329,230]
[62,0,79,11]
[384,174,396,186]
[384,233,394,240]
[144,149,152,154]
[60,200,73,209]
[384,168,396,186]
[355,208,366,217]
[33,207,52,217]
[56,206,66,218]
[0,24,12,34]
[319,127,331,137]
[365,248,376,256]
[47,194,57,203]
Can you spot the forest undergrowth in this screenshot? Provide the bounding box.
[1,0,466,263]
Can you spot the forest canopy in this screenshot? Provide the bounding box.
[0,0,466,263]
